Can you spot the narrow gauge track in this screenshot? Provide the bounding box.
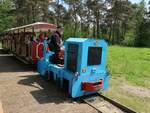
[81,94,137,113]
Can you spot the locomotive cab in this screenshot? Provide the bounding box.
[63,38,109,97]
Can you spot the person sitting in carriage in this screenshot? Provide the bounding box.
[48,26,64,65]
[31,33,38,63]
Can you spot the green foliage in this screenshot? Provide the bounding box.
[136,20,150,47]
[63,23,82,40]
[122,31,135,46]
[133,1,147,47]
[106,0,133,44]
[0,0,149,47]
[62,24,74,40]
[0,0,14,32]
[13,0,51,26]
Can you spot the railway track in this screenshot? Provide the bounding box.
[81,94,137,113]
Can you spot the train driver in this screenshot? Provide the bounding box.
[49,26,64,64]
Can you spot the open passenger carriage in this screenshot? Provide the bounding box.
[2,22,57,63]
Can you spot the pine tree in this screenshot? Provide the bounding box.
[106,0,132,44]
[13,0,51,26]
[0,0,14,32]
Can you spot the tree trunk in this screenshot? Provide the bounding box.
[93,23,96,38]
[96,11,100,39]
[112,23,115,44]
[74,21,77,36]
[109,25,112,42]
[80,18,83,36]
[56,0,60,26]
[32,6,35,23]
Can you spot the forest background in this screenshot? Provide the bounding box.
[0,0,150,47]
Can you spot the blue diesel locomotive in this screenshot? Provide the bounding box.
[37,38,109,98]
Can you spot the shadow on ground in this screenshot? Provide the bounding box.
[18,74,75,104]
[0,49,80,105]
[0,49,33,73]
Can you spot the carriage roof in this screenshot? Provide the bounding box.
[6,22,57,33]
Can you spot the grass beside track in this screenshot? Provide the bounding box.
[108,46,150,88]
[103,46,150,113]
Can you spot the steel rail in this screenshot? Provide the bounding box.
[98,94,137,113]
[81,93,137,113]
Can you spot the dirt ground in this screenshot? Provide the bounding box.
[0,50,98,113]
[121,84,150,98]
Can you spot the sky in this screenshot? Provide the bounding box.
[130,0,149,4]
[59,0,149,4]
[59,0,149,9]
[130,0,142,3]
[131,0,149,10]
[59,0,149,5]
